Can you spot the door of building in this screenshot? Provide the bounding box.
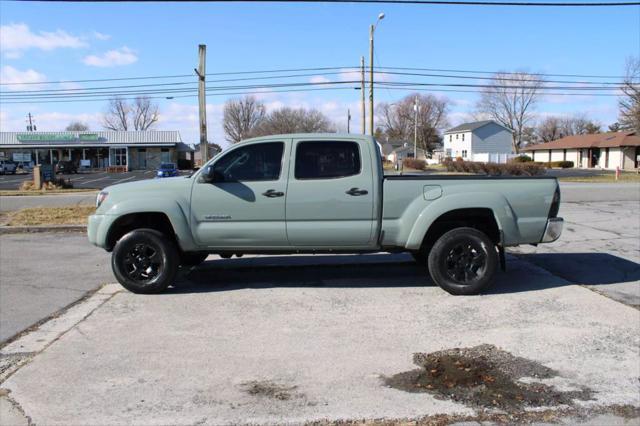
[138,149,147,169]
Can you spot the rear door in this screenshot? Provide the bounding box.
[285,138,375,248]
[190,140,290,248]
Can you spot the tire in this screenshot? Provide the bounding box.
[427,227,498,295]
[181,251,209,267]
[111,228,179,294]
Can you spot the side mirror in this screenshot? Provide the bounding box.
[201,165,226,183]
[200,165,215,183]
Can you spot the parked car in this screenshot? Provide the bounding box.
[0,160,17,175]
[56,160,78,174]
[88,133,563,295]
[156,163,179,178]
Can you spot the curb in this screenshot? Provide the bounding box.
[0,225,87,234]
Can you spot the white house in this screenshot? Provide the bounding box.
[443,120,514,163]
[523,131,640,170]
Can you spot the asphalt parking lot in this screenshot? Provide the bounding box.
[0,183,638,425]
[0,169,191,191]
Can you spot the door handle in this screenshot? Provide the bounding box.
[262,189,284,198]
[346,187,368,196]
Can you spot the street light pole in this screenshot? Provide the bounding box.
[360,56,366,135]
[347,109,351,133]
[369,13,384,137]
[414,96,419,158]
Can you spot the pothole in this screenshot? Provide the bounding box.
[383,344,593,412]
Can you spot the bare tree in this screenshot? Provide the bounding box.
[103,97,130,131]
[223,96,266,143]
[65,121,89,131]
[102,96,159,131]
[619,56,640,131]
[133,96,159,130]
[377,93,449,152]
[255,107,335,136]
[476,72,544,153]
[536,114,601,143]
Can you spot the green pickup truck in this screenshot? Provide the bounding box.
[88,133,562,295]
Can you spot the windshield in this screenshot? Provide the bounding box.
[160,163,175,169]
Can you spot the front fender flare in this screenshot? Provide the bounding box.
[102,198,198,252]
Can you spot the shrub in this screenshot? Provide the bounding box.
[511,155,533,163]
[547,161,574,169]
[440,159,545,176]
[402,158,427,170]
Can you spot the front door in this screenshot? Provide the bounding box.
[285,139,375,247]
[190,141,289,248]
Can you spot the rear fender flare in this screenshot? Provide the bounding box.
[405,192,520,250]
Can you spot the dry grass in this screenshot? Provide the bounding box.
[559,173,640,183]
[6,206,95,226]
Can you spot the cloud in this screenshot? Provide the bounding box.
[0,65,47,90]
[83,47,138,67]
[0,110,103,132]
[93,31,111,41]
[0,23,86,57]
[309,75,330,84]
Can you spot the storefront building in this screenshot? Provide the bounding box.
[523,131,640,170]
[0,131,193,171]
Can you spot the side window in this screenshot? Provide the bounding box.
[295,141,361,180]
[212,142,283,182]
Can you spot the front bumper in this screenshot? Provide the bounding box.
[541,217,563,243]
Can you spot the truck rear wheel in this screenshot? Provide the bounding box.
[427,227,498,295]
[111,228,178,294]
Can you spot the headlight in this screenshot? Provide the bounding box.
[96,191,109,208]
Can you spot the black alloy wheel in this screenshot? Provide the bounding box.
[112,229,178,294]
[427,227,498,295]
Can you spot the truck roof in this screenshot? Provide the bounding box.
[238,133,375,145]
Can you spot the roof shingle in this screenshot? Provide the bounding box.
[523,132,640,151]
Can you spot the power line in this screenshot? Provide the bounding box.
[36,0,640,6]
[0,86,362,104]
[0,65,629,87]
[0,66,358,86]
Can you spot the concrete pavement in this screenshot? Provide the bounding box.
[1,256,638,425]
[0,232,111,342]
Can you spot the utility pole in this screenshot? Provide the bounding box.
[195,44,208,164]
[360,56,366,135]
[347,109,351,133]
[369,24,374,136]
[413,96,419,158]
[369,13,385,136]
[26,113,36,132]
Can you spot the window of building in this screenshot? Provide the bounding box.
[295,141,360,180]
[456,134,459,140]
[462,133,465,141]
[462,150,468,158]
[161,148,171,163]
[212,142,283,182]
[446,149,452,157]
[449,135,452,142]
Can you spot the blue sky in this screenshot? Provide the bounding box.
[1,1,638,146]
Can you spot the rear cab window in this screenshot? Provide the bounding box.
[294,141,361,180]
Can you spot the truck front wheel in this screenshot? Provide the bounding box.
[427,227,498,295]
[111,228,178,294]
